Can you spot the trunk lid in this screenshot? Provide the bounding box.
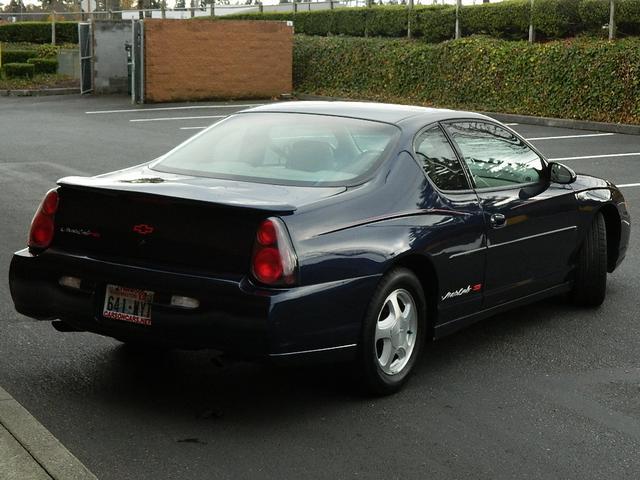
[52,167,345,275]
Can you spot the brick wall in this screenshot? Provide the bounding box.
[144,20,293,103]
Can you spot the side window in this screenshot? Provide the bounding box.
[444,121,544,189]
[414,126,470,191]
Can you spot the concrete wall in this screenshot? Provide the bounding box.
[144,20,293,103]
[94,21,131,94]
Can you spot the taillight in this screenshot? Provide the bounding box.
[251,218,297,286]
[28,189,59,250]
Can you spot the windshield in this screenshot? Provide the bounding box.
[151,113,401,186]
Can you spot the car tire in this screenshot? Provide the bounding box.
[572,212,607,307]
[355,267,427,396]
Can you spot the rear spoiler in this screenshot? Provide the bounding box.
[57,176,297,212]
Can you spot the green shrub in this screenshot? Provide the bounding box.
[221,2,640,42]
[367,6,408,37]
[36,43,59,58]
[293,35,640,125]
[618,0,640,36]
[27,58,58,74]
[298,10,335,36]
[578,0,609,33]
[332,8,368,37]
[2,62,35,78]
[211,12,293,22]
[412,6,455,42]
[1,49,37,64]
[532,0,581,38]
[460,0,530,40]
[0,22,78,44]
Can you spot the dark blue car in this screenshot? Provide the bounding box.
[9,102,631,394]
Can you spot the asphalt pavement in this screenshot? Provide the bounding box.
[1,95,640,480]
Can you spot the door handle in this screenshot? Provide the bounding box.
[489,213,507,229]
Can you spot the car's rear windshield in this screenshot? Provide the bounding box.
[151,112,401,187]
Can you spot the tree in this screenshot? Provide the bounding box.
[4,0,25,13]
[40,0,75,10]
[136,0,160,12]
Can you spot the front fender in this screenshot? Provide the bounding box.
[573,175,630,271]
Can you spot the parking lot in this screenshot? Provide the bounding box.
[1,95,640,479]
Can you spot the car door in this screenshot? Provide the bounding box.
[443,120,579,308]
[413,124,486,324]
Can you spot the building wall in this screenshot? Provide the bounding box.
[144,20,293,103]
[94,21,131,94]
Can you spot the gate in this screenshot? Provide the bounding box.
[131,20,144,104]
[78,22,93,94]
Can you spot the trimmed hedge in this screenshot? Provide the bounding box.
[0,22,78,44]
[579,0,640,36]
[459,0,530,40]
[532,0,581,39]
[36,44,60,58]
[2,62,35,78]
[218,7,453,39]
[412,6,455,43]
[618,0,640,36]
[1,49,37,64]
[578,0,610,34]
[27,58,58,74]
[293,35,640,125]
[221,0,640,42]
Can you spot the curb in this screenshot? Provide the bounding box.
[0,386,97,480]
[0,88,78,97]
[295,94,640,135]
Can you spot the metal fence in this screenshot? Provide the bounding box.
[0,0,499,24]
[0,0,620,43]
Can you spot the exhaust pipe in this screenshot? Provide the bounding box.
[51,320,85,333]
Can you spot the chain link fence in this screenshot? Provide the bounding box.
[0,0,621,44]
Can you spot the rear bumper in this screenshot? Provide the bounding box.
[9,248,380,363]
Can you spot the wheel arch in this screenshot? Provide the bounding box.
[391,253,439,339]
[598,204,621,272]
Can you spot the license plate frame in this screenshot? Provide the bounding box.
[102,284,154,326]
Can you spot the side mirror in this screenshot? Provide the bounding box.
[549,162,577,184]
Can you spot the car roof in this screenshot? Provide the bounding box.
[242,101,492,125]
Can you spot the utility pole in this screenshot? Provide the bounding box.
[407,0,413,39]
[609,0,615,40]
[529,0,535,42]
[455,0,461,39]
[51,10,56,45]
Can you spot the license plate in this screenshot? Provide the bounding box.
[103,284,154,326]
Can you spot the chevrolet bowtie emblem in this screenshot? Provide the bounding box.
[132,224,154,235]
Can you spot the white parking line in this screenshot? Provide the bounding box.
[548,152,640,161]
[618,183,640,188]
[180,126,208,130]
[130,115,227,123]
[503,123,519,126]
[526,133,615,141]
[86,104,262,114]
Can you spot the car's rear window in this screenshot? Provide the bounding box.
[151,112,401,186]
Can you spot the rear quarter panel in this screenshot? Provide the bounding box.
[282,151,486,325]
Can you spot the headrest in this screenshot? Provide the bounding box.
[287,140,334,172]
